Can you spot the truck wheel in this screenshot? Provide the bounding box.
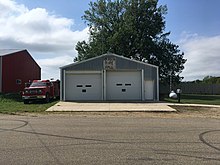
[45,93,50,103]
[24,100,29,104]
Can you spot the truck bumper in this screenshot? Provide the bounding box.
[22,95,46,100]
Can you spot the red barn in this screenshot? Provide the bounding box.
[0,49,41,93]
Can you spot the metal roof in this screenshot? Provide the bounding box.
[60,53,158,69]
[0,49,25,56]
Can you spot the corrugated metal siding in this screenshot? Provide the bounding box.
[60,69,65,100]
[67,55,156,80]
[64,54,157,80]
[65,59,103,70]
[0,56,2,92]
[61,53,159,101]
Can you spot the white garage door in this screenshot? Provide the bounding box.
[65,73,102,100]
[106,71,141,100]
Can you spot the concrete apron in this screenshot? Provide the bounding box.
[46,101,176,112]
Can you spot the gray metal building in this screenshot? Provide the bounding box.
[60,53,159,101]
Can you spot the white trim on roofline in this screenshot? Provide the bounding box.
[60,53,158,69]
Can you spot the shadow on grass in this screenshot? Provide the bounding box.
[181,94,220,101]
[0,93,23,102]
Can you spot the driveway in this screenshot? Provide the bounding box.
[46,101,176,112]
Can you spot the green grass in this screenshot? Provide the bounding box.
[164,94,220,105]
[0,93,58,114]
[1,93,220,114]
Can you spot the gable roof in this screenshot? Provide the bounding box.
[60,53,158,69]
[0,49,25,56]
[0,49,41,69]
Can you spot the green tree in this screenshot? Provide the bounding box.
[202,76,220,84]
[75,0,186,84]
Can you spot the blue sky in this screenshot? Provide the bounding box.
[1,0,220,80]
[16,0,220,41]
[16,0,94,31]
[160,0,220,41]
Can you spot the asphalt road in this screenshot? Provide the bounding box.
[0,114,219,165]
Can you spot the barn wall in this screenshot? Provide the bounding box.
[2,50,41,93]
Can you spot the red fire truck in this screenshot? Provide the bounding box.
[22,80,60,104]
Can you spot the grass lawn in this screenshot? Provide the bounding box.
[1,93,220,114]
[0,93,58,114]
[164,94,220,105]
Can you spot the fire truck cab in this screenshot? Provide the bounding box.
[22,80,60,104]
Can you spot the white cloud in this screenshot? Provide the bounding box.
[180,33,220,81]
[0,0,27,17]
[0,0,89,79]
[37,56,74,80]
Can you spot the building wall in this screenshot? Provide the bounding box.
[2,50,41,93]
[60,54,159,101]
[63,54,158,80]
[0,56,2,93]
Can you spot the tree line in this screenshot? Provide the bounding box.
[184,76,220,84]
